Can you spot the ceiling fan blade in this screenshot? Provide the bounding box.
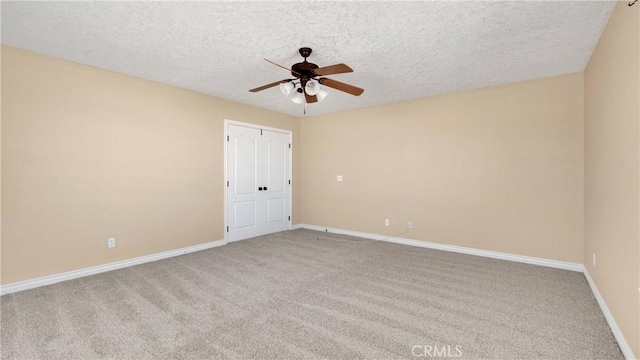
[305,92,318,103]
[249,79,290,92]
[319,78,364,96]
[313,63,353,76]
[264,58,300,76]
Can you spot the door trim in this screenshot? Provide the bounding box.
[223,119,293,244]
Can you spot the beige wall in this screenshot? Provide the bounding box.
[584,2,640,358]
[301,73,585,264]
[1,46,300,285]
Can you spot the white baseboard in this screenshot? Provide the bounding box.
[290,224,303,230]
[296,224,584,272]
[583,269,636,360]
[1,239,226,296]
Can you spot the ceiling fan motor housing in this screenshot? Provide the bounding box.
[291,47,318,84]
[291,61,319,83]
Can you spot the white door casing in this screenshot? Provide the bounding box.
[225,121,291,242]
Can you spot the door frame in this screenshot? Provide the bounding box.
[223,119,293,244]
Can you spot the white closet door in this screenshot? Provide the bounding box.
[262,130,290,235]
[227,125,262,242]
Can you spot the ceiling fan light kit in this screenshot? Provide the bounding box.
[279,81,295,97]
[291,89,305,104]
[316,88,329,102]
[249,47,364,113]
[305,79,320,96]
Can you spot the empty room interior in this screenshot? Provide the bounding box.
[1,1,639,359]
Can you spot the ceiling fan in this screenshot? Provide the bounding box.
[249,47,364,111]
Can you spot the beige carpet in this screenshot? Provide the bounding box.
[1,229,623,359]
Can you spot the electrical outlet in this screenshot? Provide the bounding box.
[337,175,343,182]
[108,237,116,248]
[408,221,413,229]
[593,253,596,266]
[385,219,390,226]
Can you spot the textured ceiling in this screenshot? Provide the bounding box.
[2,1,615,117]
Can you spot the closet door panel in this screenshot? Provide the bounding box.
[227,125,263,242]
[262,130,290,234]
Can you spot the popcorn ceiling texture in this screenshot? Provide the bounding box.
[1,1,614,117]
